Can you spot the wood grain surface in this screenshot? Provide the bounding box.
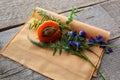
[0,0,120,80]
[0,0,107,30]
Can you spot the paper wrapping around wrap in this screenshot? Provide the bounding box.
[1,7,110,80]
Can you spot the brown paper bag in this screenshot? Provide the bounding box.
[1,7,110,80]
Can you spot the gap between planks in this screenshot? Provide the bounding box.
[58,0,109,14]
[0,0,109,32]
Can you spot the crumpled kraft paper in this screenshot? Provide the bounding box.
[1,7,110,80]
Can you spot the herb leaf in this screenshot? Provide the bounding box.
[29,19,42,30]
[38,10,57,22]
[66,7,77,25]
[53,47,57,56]
[28,36,55,48]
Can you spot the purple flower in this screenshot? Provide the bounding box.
[69,41,81,51]
[75,42,81,51]
[79,30,86,37]
[89,37,96,45]
[69,41,76,46]
[100,41,107,48]
[106,47,113,53]
[75,42,81,48]
[69,30,77,36]
[96,35,103,42]
[100,41,107,45]
[69,41,81,47]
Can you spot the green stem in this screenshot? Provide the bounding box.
[101,45,117,48]
[87,48,99,57]
[28,35,70,54]
[73,52,105,80]
[27,36,55,48]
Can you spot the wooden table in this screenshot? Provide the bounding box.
[0,0,120,80]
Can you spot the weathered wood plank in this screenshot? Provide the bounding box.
[0,55,50,80]
[0,27,21,50]
[0,28,120,80]
[93,38,120,80]
[0,27,51,80]
[63,2,120,40]
[0,0,107,30]
[0,0,120,80]
[1,0,119,48]
[101,0,120,25]
[1,0,120,49]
